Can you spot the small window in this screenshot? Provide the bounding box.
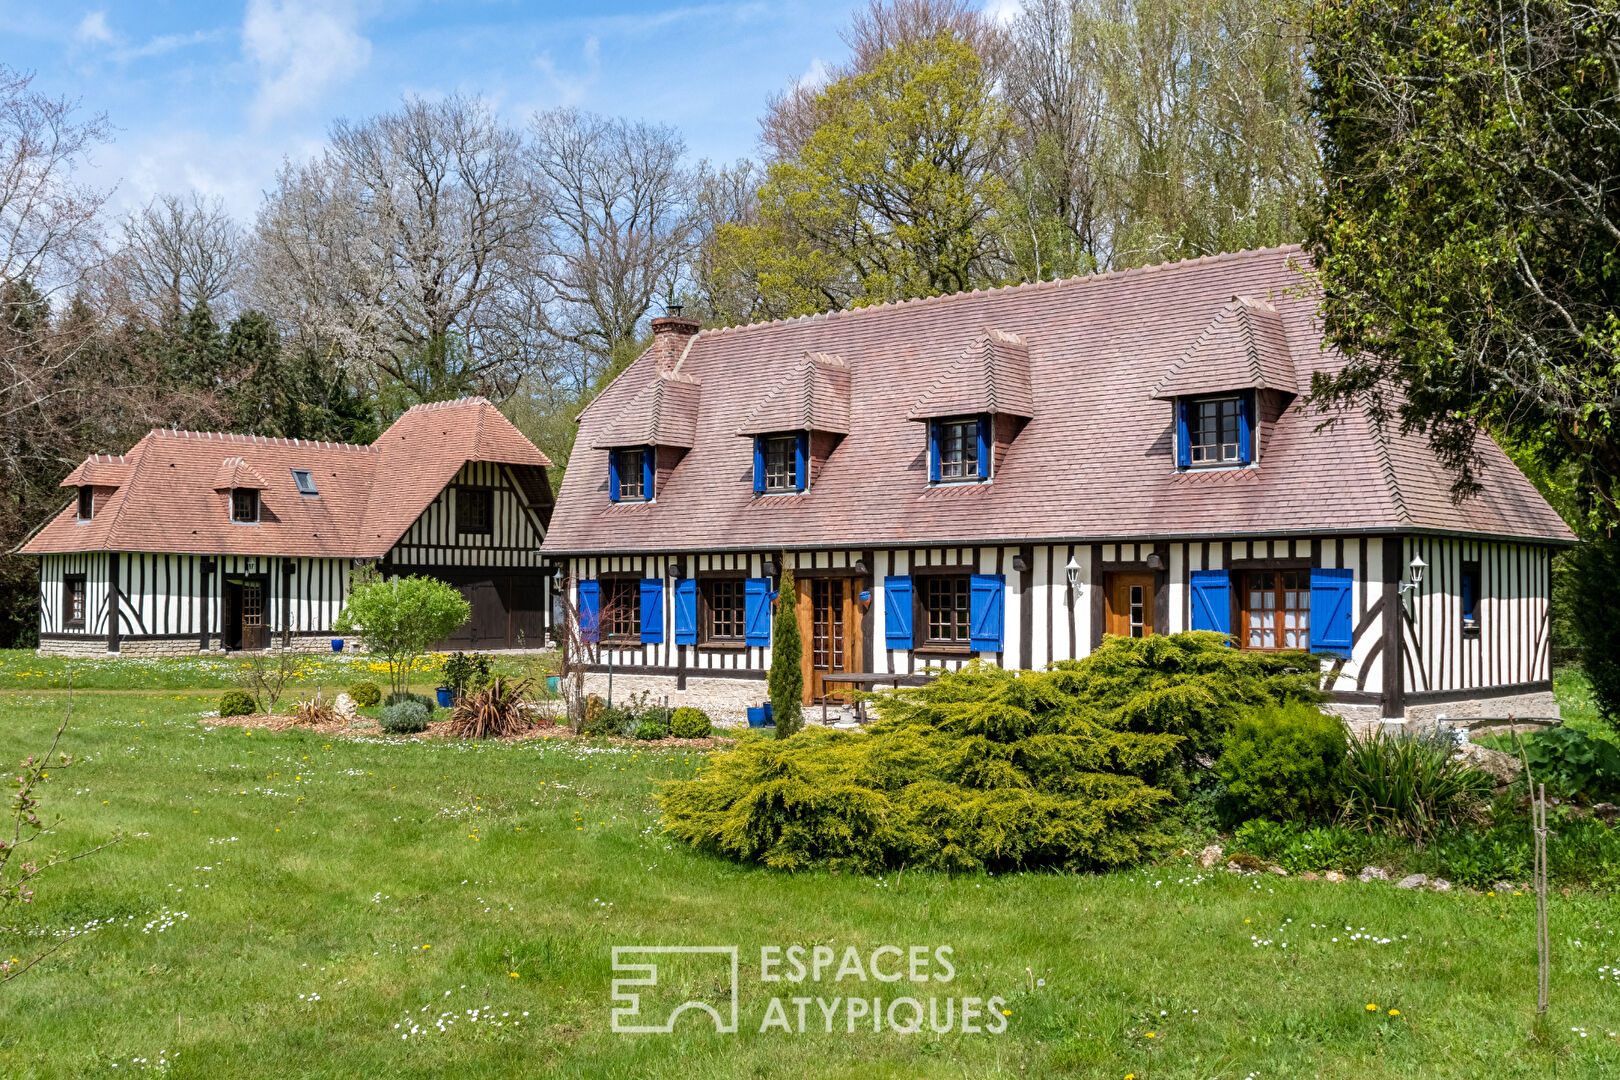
[923,575,971,645]
[76,486,93,521]
[616,449,647,501]
[291,469,318,495]
[934,419,980,481]
[1243,570,1310,650]
[763,436,798,493]
[702,578,746,641]
[456,487,493,535]
[1189,396,1242,464]
[63,575,85,629]
[231,487,260,523]
[602,577,642,641]
[1461,561,1482,634]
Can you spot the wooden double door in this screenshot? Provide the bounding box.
[795,576,864,703]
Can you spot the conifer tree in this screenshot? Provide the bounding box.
[768,566,804,737]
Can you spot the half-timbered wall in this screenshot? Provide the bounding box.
[388,462,548,569]
[567,533,1556,715]
[38,553,112,636]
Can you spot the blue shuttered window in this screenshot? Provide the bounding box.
[673,578,697,645]
[969,573,1004,652]
[1309,568,1353,656]
[607,452,621,502]
[1236,392,1253,465]
[927,425,942,483]
[1175,400,1191,468]
[794,432,808,492]
[642,448,656,501]
[743,578,771,645]
[1189,569,1231,638]
[639,578,664,644]
[884,576,913,648]
[976,415,990,479]
[577,580,600,643]
[752,437,766,493]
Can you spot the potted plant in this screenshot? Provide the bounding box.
[441,651,492,709]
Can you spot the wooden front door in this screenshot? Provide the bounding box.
[1104,572,1155,638]
[240,580,268,650]
[799,577,863,703]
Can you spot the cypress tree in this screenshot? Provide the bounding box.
[769,565,804,737]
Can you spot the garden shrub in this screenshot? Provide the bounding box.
[670,707,712,739]
[349,681,381,708]
[386,690,435,711]
[1338,729,1493,840]
[1215,701,1347,825]
[442,651,493,694]
[1521,726,1620,800]
[381,699,430,734]
[217,689,257,717]
[636,719,667,741]
[661,635,1322,874]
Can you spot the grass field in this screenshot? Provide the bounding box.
[0,662,1617,1077]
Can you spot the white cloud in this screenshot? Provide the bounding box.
[242,0,371,129]
[795,57,831,91]
[533,35,601,107]
[77,11,114,44]
[983,0,1023,27]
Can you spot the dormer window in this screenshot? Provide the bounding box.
[754,433,806,494]
[929,416,988,483]
[609,447,653,503]
[1176,392,1252,468]
[76,486,93,521]
[231,487,260,523]
[291,469,318,495]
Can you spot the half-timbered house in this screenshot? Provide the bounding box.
[541,247,1575,726]
[22,397,554,655]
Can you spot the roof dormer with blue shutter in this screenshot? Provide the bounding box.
[1152,296,1298,471]
[592,370,701,504]
[907,329,1034,485]
[736,351,850,496]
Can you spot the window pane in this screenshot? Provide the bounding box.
[925,576,970,641]
[704,579,745,640]
[1189,397,1242,464]
[937,421,979,480]
[618,451,645,499]
[764,436,797,491]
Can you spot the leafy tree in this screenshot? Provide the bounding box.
[1305,0,1620,527]
[711,34,1014,317]
[332,572,471,700]
[228,311,379,444]
[1568,537,1620,724]
[769,567,805,737]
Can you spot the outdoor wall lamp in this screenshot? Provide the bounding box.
[1011,554,1029,573]
[853,558,869,576]
[667,563,684,579]
[1065,555,1082,601]
[1145,552,1164,571]
[1398,553,1427,599]
[762,557,778,579]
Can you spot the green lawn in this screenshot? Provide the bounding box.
[0,678,1616,1077]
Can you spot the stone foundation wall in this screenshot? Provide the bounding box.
[1325,690,1561,738]
[580,672,808,729]
[37,634,366,659]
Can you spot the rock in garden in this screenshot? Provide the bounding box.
[1455,742,1520,786]
[1324,871,1347,883]
[333,692,358,720]
[1492,881,1516,892]
[1196,844,1223,869]
[1397,874,1428,889]
[1268,865,1288,876]
[1300,872,1320,881]
[1359,867,1389,883]
[1593,802,1618,823]
[1430,878,1452,892]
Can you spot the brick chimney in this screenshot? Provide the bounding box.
[648,311,701,375]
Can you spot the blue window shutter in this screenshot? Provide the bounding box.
[1176,400,1191,468]
[1189,569,1232,638]
[969,573,1005,652]
[639,578,664,644]
[1237,392,1253,464]
[577,580,600,643]
[642,447,656,500]
[976,415,990,479]
[928,423,942,483]
[884,575,913,649]
[794,431,808,491]
[753,437,766,493]
[744,578,771,645]
[608,451,621,502]
[673,578,697,645]
[1310,567,1353,655]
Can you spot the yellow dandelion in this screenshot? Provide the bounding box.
[1366,1004,1377,1012]
[510,972,519,978]
[1389,1009,1399,1016]
[1144,1032,1155,1038]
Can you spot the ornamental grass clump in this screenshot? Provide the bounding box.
[447,676,533,739]
[1338,729,1493,841]
[661,632,1322,873]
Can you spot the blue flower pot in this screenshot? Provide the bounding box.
[436,687,454,708]
[546,675,560,695]
[747,703,776,728]
[330,638,344,652]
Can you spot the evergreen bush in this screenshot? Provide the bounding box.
[661,632,1322,873]
[769,566,804,737]
[217,689,258,717]
[380,699,430,734]
[1568,534,1620,724]
[349,681,381,708]
[386,690,435,711]
[670,707,712,739]
[635,719,667,741]
[1215,701,1347,825]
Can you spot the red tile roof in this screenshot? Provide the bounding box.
[543,246,1574,554]
[908,328,1034,420]
[592,373,702,449]
[1151,295,1297,399]
[22,397,552,558]
[211,457,271,490]
[736,352,851,436]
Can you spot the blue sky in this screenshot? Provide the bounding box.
[0,1,890,220]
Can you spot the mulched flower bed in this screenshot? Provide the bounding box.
[198,711,737,748]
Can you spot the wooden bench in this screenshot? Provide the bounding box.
[817,672,936,724]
